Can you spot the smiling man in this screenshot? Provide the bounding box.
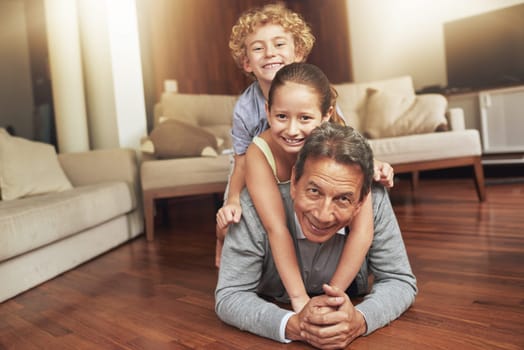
[215,123,417,349]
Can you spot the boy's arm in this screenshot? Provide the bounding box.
[216,154,246,229]
[217,92,261,228]
[245,144,309,312]
[330,193,374,291]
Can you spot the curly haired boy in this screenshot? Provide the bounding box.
[217,4,316,254]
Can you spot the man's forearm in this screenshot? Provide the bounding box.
[215,207,294,343]
[360,186,417,334]
[355,278,416,335]
[216,286,293,342]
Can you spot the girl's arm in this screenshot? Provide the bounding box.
[373,159,394,188]
[245,144,309,312]
[329,192,374,291]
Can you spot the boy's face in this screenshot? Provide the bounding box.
[243,24,304,88]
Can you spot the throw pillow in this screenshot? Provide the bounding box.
[149,119,219,159]
[363,89,448,138]
[158,115,198,126]
[363,88,416,139]
[0,131,73,200]
[390,94,449,137]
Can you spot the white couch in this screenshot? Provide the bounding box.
[141,93,236,240]
[0,130,143,302]
[141,76,485,240]
[334,76,485,199]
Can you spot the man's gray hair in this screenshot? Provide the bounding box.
[294,122,375,201]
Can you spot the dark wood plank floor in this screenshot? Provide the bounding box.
[1,176,523,349]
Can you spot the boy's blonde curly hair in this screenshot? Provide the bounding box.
[229,2,315,74]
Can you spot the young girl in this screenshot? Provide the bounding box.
[245,62,373,312]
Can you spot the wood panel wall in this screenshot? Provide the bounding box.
[286,0,352,85]
[137,0,352,127]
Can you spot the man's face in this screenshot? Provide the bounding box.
[291,157,364,243]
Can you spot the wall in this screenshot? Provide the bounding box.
[138,0,351,101]
[346,0,524,89]
[0,0,34,140]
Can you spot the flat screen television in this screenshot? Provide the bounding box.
[443,4,524,91]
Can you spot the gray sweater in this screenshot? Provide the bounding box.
[215,184,417,343]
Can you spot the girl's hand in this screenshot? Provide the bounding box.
[216,204,242,232]
[373,159,394,188]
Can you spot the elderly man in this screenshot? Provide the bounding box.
[215,123,417,349]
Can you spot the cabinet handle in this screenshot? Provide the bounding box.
[481,93,492,108]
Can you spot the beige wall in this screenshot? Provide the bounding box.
[346,0,524,89]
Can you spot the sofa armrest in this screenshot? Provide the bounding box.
[446,108,466,131]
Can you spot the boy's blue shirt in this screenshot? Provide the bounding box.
[231,81,268,155]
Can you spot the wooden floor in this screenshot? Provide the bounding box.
[1,176,523,349]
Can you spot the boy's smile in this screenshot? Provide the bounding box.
[243,24,304,95]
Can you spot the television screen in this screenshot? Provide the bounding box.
[444,4,524,91]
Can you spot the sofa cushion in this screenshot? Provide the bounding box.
[0,131,72,201]
[363,90,449,139]
[141,155,230,191]
[149,119,219,158]
[369,129,482,164]
[159,92,237,127]
[0,181,133,262]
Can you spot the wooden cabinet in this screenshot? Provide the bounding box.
[447,85,524,164]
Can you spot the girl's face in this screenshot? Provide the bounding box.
[266,81,331,155]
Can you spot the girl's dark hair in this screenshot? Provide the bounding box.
[267,63,345,125]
